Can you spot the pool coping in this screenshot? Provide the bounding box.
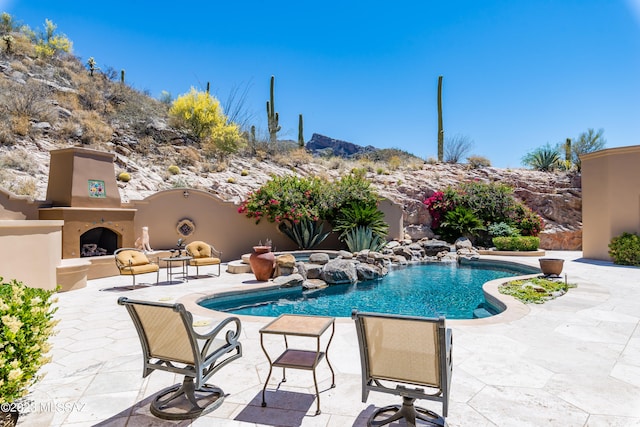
[177,256,542,326]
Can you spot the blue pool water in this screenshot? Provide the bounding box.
[200,262,536,319]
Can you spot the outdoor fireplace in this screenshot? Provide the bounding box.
[38,147,137,259]
[80,227,118,257]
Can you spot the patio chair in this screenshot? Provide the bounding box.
[114,248,159,286]
[352,310,452,427]
[185,241,222,277]
[118,297,242,420]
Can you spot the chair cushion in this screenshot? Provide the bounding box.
[189,257,220,267]
[187,241,212,258]
[119,263,159,275]
[116,250,150,267]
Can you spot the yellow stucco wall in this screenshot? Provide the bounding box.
[582,145,640,260]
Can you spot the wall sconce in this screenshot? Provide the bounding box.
[183,190,189,198]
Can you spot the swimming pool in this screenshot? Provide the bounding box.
[199,261,538,319]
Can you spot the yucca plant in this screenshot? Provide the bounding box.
[522,145,562,172]
[278,219,331,250]
[343,226,387,252]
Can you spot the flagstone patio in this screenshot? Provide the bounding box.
[19,251,640,426]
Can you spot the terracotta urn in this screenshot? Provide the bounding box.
[539,258,564,277]
[249,246,275,281]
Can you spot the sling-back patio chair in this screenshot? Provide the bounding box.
[118,297,242,420]
[352,310,453,427]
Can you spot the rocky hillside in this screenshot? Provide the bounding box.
[0,29,582,250]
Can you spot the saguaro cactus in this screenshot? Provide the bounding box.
[120,69,125,84]
[298,114,304,147]
[437,75,444,162]
[266,75,280,144]
[565,138,572,162]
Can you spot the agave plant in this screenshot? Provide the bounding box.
[343,226,387,252]
[521,144,562,172]
[278,219,331,249]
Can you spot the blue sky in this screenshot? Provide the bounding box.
[2,0,639,167]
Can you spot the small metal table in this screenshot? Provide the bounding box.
[159,256,192,283]
[259,314,336,415]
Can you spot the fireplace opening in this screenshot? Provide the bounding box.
[80,227,119,257]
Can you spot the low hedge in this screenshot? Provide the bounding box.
[492,236,540,251]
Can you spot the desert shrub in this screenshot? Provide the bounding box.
[11,178,37,197]
[444,134,474,163]
[76,110,113,146]
[0,150,37,174]
[492,236,540,251]
[33,19,72,58]
[10,114,30,136]
[488,222,519,238]
[467,155,491,169]
[227,177,236,184]
[608,232,640,266]
[117,172,130,182]
[387,155,401,171]
[273,147,312,167]
[168,165,180,175]
[174,147,201,167]
[0,279,57,404]
[240,169,249,176]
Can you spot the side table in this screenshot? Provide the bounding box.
[159,255,192,283]
[259,314,336,415]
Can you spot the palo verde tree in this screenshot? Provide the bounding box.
[34,19,72,58]
[169,87,243,158]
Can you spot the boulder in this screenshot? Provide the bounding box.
[422,240,451,256]
[455,237,473,249]
[303,279,328,290]
[273,273,304,288]
[276,254,296,268]
[321,259,358,285]
[304,263,323,279]
[356,263,384,281]
[308,252,330,264]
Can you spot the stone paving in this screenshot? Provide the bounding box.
[18,251,640,426]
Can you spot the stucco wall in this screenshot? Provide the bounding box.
[582,145,640,260]
[130,189,404,261]
[0,220,63,290]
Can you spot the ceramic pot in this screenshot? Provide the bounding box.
[249,246,275,281]
[539,258,564,277]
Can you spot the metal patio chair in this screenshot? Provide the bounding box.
[352,310,452,427]
[118,297,242,420]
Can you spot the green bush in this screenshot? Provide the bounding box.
[608,232,640,266]
[0,279,57,404]
[117,171,130,182]
[168,165,180,175]
[492,236,540,251]
[467,155,491,169]
[439,206,484,242]
[488,222,519,238]
[333,202,388,241]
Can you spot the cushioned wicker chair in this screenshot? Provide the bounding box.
[114,248,159,286]
[118,297,242,420]
[185,241,222,277]
[352,310,452,427]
